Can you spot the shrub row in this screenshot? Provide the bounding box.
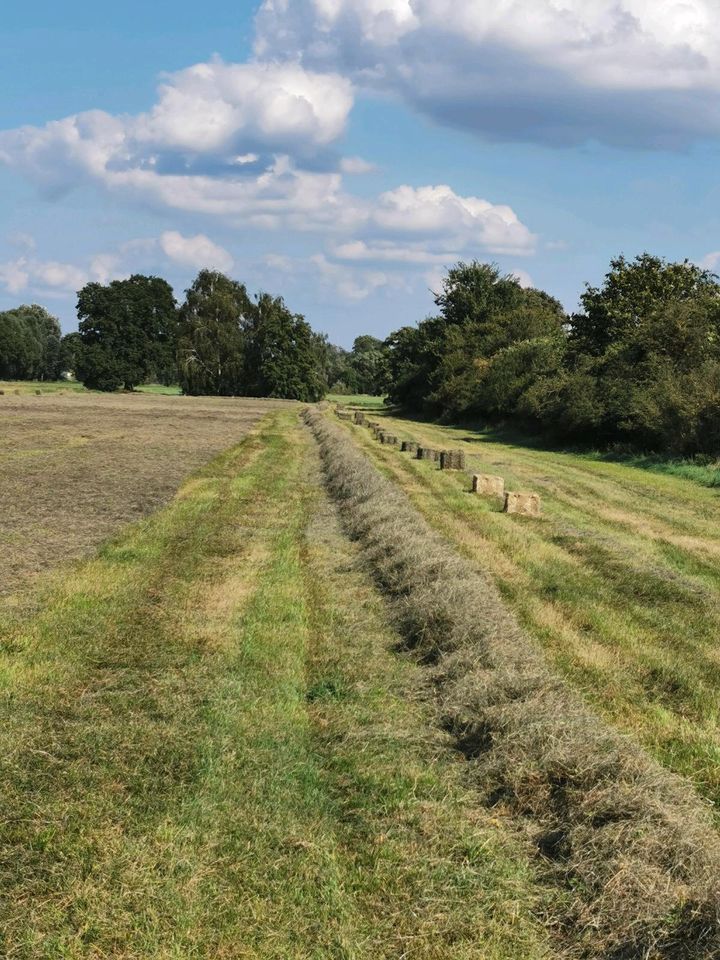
[304,406,720,959]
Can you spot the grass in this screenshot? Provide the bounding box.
[335,404,720,817]
[0,390,286,598]
[308,408,720,958]
[0,408,552,959]
[0,380,183,396]
[327,393,387,410]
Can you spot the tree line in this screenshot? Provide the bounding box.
[384,254,720,455]
[0,270,387,402]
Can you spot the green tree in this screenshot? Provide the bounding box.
[177,271,251,396]
[243,293,326,402]
[0,304,62,380]
[59,332,82,376]
[76,276,178,391]
[348,335,389,395]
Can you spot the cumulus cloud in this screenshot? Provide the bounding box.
[0,257,100,296]
[0,59,359,228]
[255,0,720,147]
[159,231,234,272]
[0,231,237,298]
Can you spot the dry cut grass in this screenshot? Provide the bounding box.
[0,390,288,598]
[306,407,720,959]
[343,407,720,815]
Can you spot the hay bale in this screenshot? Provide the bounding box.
[417,446,439,461]
[380,434,399,446]
[440,450,466,471]
[0,390,4,396]
[472,474,505,498]
[35,390,42,396]
[401,441,419,454]
[504,491,541,517]
[354,412,367,426]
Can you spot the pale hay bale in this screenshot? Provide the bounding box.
[504,491,541,517]
[473,474,505,498]
[401,441,419,454]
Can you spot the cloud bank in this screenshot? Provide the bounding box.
[255,0,720,148]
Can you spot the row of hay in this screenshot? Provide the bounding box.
[304,406,720,960]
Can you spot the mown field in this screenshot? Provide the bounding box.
[337,400,720,813]
[1,398,554,959]
[0,389,284,597]
[3,393,720,957]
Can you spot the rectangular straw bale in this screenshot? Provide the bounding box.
[473,474,505,497]
[440,450,466,470]
[401,441,419,454]
[503,491,541,517]
[416,446,438,461]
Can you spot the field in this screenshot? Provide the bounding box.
[0,389,285,598]
[2,393,720,958]
[339,403,720,811]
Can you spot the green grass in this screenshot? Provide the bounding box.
[0,380,181,396]
[0,379,87,394]
[0,409,550,958]
[327,392,386,410]
[135,383,182,395]
[588,450,720,487]
[338,409,720,815]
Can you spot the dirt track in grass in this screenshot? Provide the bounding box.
[0,391,289,598]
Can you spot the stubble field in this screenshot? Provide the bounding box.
[0,390,286,598]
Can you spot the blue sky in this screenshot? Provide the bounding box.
[2,0,720,346]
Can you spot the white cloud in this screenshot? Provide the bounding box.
[368,184,535,254]
[339,155,376,174]
[0,230,236,298]
[133,59,353,155]
[266,250,403,300]
[700,251,720,271]
[159,231,234,272]
[509,268,534,289]
[0,257,89,296]
[255,0,720,147]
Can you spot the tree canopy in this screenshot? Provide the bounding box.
[383,255,720,454]
[76,275,178,391]
[0,304,63,380]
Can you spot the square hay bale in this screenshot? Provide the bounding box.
[401,441,419,454]
[380,434,399,445]
[353,412,367,426]
[472,474,505,498]
[440,450,466,470]
[504,491,542,517]
[417,446,439,461]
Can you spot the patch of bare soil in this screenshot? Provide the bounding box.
[0,392,289,597]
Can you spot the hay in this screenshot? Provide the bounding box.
[504,491,542,517]
[303,406,720,959]
[472,474,505,498]
[401,441,419,454]
[380,434,399,446]
[417,447,439,461]
[439,450,466,471]
[353,411,367,426]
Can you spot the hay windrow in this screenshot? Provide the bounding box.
[303,406,720,960]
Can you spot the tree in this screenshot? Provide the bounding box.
[0,304,62,380]
[177,271,251,396]
[348,335,389,395]
[384,261,567,419]
[571,254,720,357]
[76,275,178,391]
[59,332,82,376]
[243,293,325,402]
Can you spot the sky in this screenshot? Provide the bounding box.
[2,0,720,347]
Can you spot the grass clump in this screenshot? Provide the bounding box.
[304,407,720,959]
